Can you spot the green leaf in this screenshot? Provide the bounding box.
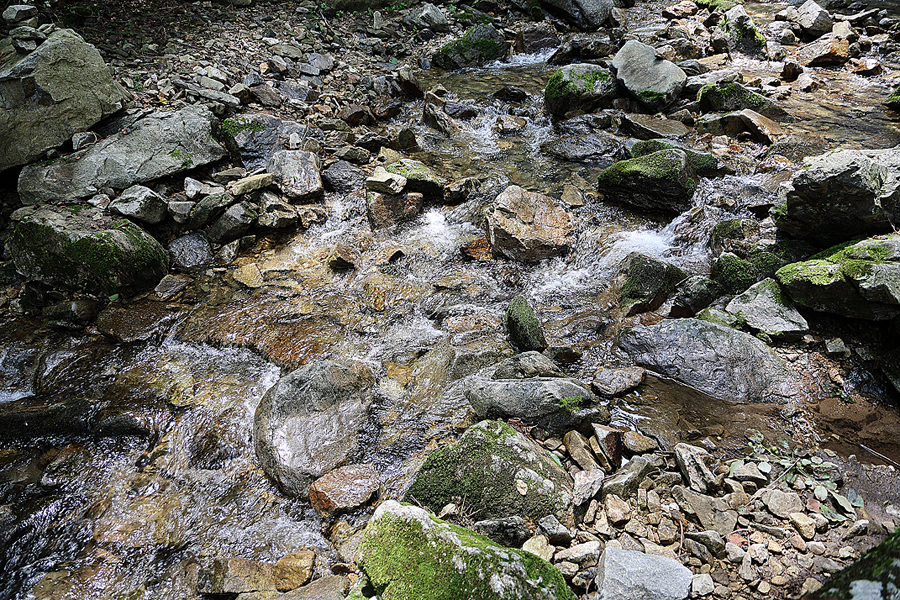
[758,461,772,474]
[746,429,764,445]
[820,505,847,522]
[811,455,823,465]
[847,488,864,508]
[729,459,745,478]
[108,293,120,301]
[785,472,796,484]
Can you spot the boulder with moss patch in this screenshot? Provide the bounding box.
[697,82,787,120]
[357,500,576,600]
[616,252,687,316]
[611,40,686,112]
[544,63,617,118]
[807,527,900,600]
[385,159,445,198]
[773,147,900,246]
[597,149,699,215]
[721,5,767,57]
[775,234,900,321]
[725,278,809,338]
[404,420,574,521]
[6,205,168,296]
[619,318,802,403]
[631,139,730,177]
[884,86,900,111]
[433,24,509,70]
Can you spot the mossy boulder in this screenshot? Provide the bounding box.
[631,139,730,177]
[404,420,574,521]
[712,252,760,296]
[721,5,767,58]
[433,24,509,70]
[617,252,687,316]
[775,234,900,321]
[544,63,617,118]
[809,527,900,600]
[724,278,809,339]
[884,85,900,111]
[505,295,547,351]
[6,205,168,296]
[357,500,576,600]
[385,159,445,199]
[670,275,723,317]
[611,40,687,112]
[597,149,699,216]
[697,82,787,120]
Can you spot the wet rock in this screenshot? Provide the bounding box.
[781,60,803,82]
[682,68,742,96]
[695,109,784,144]
[773,147,900,245]
[610,40,686,112]
[308,464,379,517]
[544,63,617,118]
[322,160,366,195]
[592,423,624,471]
[421,102,460,136]
[697,82,788,120]
[274,550,315,591]
[675,443,717,494]
[484,185,573,262]
[169,232,213,274]
[197,558,276,594]
[18,105,226,205]
[109,185,168,225]
[208,202,256,244]
[253,360,375,498]
[621,114,690,140]
[725,278,809,338]
[794,34,849,67]
[385,159,445,198]
[472,516,531,547]
[403,3,449,32]
[549,36,615,66]
[540,132,626,167]
[515,23,561,54]
[619,318,802,403]
[366,191,423,229]
[670,275,722,317]
[596,149,699,216]
[595,547,693,600]
[591,366,645,397]
[327,245,356,271]
[267,150,324,203]
[775,234,900,321]
[404,420,574,521]
[332,145,371,165]
[432,24,508,70]
[542,0,614,29]
[357,500,575,600]
[257,191,298,229]
[505,295,547,352]
[493,114,527,134]
[7,205,167,295]
[0,28,130,171]
[722,5,767,57]
[443,176,481,204]
[232,264,263,288]
[233,113,323,171]
[796,0,833,40]
[616,252,686,316]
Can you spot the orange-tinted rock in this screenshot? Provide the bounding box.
[274,550,315,591]
[460,237,493,261]
[309,464,379,517]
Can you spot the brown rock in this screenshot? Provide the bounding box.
[484,185,573,262]
[850,58,882,75]
[794,36,849,67]
[591,423,624,471]
[460,237,493,261]
[563,430,600,471]
[515,24,561,54]
[198,558,276,594]
[339,103,368,127]
[738,109,784,144]
[250,84,283,107]
[623,430,658,453]
[308,464,379,517]
[366,191,423,229]
[275,550,315,591]
[327,245,356,271]
[662,0,699,18]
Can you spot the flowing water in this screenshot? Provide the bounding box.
[3,5,900,596]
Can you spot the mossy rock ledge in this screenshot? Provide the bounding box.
[597,149,699,216]
[6,205,168,296]
[356,500,575,600]
[404,420,574,522]
[775,233,900,321]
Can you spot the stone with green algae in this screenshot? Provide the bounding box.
[356,499,576,600]
[596,149,699,216]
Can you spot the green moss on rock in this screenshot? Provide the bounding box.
[632,139,723,176]
[505,295,548,351]
[713,252,760,295]
[813,527,900,599]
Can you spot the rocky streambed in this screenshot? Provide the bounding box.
[1,0,900,598]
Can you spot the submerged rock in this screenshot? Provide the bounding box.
[357,500,575,600]
[0,28,130,171]
[18,105,226,205]
[485,185,573,262]
[773,147,900,246]
[432,24,508,70]
[404,420,574,521]
[775,234,900,321]
[618,318,802,403]
[253,360,376,498]
[544,63,617,118]
[6,205,168,295]
[611,40,686,112]
[596,149,699,215]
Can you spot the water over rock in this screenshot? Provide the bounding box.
[618,318,802,403]
[253,359,376,498]
[357,500,575,600]
[773,147,900,246]
[17,105,226,204]
[610,40,686,112]
[404,420,574,521]
[0,28,131,171]
[544,63,617,118]
[485,185,573,262]
[6,205,168,295]
[596,149,699,215]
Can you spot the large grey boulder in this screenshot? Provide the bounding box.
[404,420,575,521]
[540,0,614,30]
[596,548,693,600]
[485,185,573,262]
[5,205,168,295]
[432,24,509,70]
[18,105,226,205]
[357,500,575,600]
[618,318,802,403]
[266,150,323,202]
[596,149,699,216]
[540,132,626,167]
[796,0,833,40]
[773,146,900,246]
[610,41,686,112]
[232,113,324,170]
[775,234,900,321]
[0,28,131,171]
[253,360,376,498]
[725,278,809,338]
[544,63,617,118]
[721,5,767,57]
[402,3,449,32]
